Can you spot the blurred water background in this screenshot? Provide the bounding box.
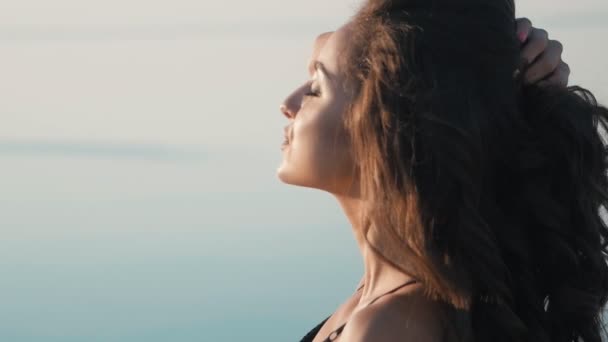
[0,0,607,341]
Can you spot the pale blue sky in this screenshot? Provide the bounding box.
[0,0,606,148]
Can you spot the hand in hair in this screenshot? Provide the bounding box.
[516,17,570,87]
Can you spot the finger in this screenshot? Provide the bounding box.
[520,27,549,66]
[561,61,571,86]
[537,62,570,88]
[516,17,532,43]
[524,39,563,84]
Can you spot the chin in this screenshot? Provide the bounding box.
[276,166,291,184]
[276,161,295,184]
[276,162,321,189]
[276,164,304,186]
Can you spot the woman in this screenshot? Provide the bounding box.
[278,0,608,341]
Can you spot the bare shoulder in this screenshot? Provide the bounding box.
[340,286,446,342]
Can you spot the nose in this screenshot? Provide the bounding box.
[280,84,307,119]
[280,104,295,119]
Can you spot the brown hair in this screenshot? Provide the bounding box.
[341,0,608,341]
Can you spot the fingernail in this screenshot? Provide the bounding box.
[518,31,528,43]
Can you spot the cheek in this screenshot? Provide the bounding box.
[278,100,356,192]
[292,107,352,171]
[293,106,342,152]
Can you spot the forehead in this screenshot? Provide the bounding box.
[312,32,332,58]
[309,24,352,76]
[308,32,332,73]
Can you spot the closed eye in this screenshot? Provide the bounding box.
[304,84,321,97]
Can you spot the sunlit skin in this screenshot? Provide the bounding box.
[278,19,569,342]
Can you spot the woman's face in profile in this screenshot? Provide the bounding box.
[277,24,358,195]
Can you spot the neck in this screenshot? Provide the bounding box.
[333,193,416,307]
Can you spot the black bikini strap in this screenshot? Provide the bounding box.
[364,278,418,308]
[323,278,419,341]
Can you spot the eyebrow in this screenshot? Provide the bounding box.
[308,60,331,80]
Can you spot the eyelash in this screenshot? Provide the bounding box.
[304,88,321,97]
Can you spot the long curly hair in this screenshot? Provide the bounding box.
[339,0,608,341]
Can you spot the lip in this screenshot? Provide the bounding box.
[283,125,293,145]
[281,136,290,149]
